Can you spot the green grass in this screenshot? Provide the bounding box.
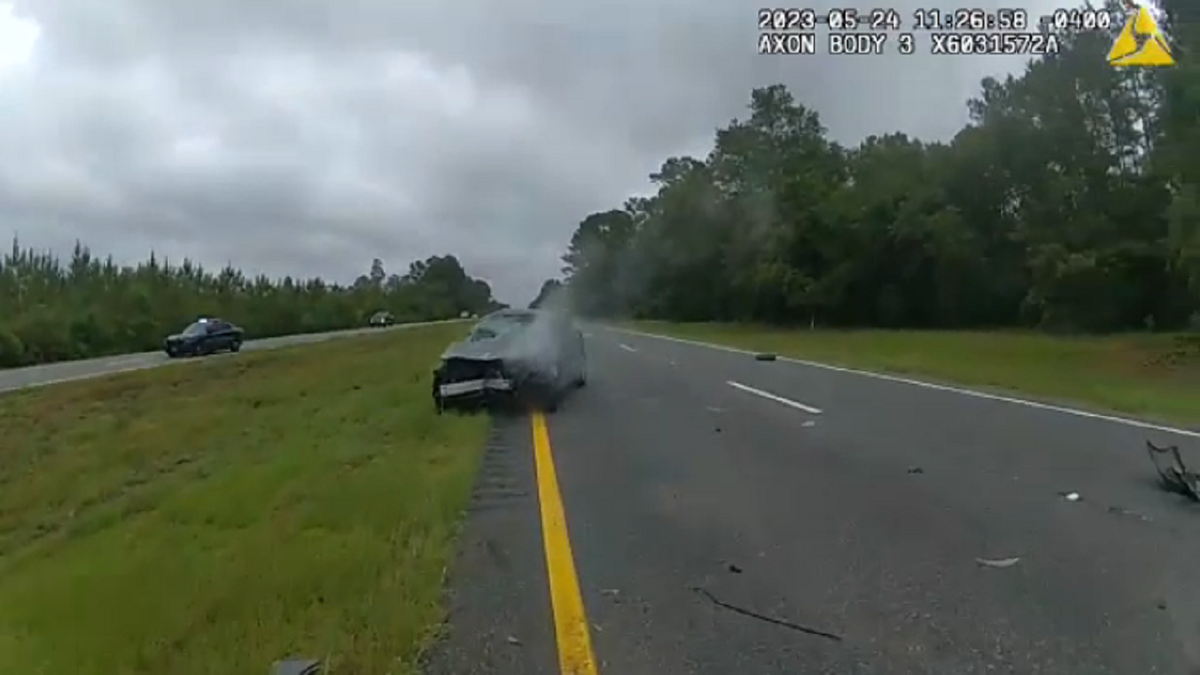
[628,322,1200,426]
[0,323,488,675]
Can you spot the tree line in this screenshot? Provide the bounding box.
[556,0,1200,333]
[0,241,503,367]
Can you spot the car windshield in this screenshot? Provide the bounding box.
[469,313,535,340]
[182,322,209,337]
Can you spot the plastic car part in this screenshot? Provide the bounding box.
[271,658,321,675]
[1147,440,1200,501]
[755,353,777,361]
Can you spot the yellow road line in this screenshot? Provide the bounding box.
[531,411,600,675]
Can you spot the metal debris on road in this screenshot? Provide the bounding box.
[1058,491,1082,502]
[1147,440,1200,502]
[506,635,521,646]
[727,563,743,574]
[754,353,777,361]
[975,557,1021,568]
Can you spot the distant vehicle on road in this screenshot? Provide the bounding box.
[164,318,244,358]
[368,310,395,327]
[432,308,586,413]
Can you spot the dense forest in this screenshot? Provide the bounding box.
[557,0,1200,333]
[0,242,502,367]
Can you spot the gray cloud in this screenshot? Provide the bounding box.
[1,0,1061,303]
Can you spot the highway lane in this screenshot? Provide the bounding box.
[0,318,469,394]
[436,324,1200,674]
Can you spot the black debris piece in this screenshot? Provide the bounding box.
[907,466,924,474]
[755,353,777,361]
[691,587,842,642]
[728,563,743,574]
[1147,441,1200,502]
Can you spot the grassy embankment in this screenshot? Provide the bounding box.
[629,322,1200,426]
[0,322,487,675]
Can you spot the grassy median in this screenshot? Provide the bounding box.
[629,322,1200,426]
[0,323,486,675]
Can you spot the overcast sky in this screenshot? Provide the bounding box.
[0,0,1067,304]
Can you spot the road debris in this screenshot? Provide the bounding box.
[271,659,321,675]
[801,420,816,428]
[1107,505,1152,522]
[600,588,621,603]
[691,587,842,642]
[907,466,924,474]
[1147,441,1200,502]
[728,563,743,574]
[975,557,1021,568]
[1059,491,1082,502]
[754,353,777,361]
[506,635,521,646]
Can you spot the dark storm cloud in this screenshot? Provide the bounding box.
[1,0,1060,302]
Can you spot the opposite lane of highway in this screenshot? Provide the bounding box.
[511,325,1198,673]
[0,318,468,394]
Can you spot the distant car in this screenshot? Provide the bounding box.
[164,318,244,357]
[432,308,586,413]
[368,311,395,327]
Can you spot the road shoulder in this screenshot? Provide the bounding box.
[421,415,559,675]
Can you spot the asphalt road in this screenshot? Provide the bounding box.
[0,318,467,394]
[429,324,1200,675]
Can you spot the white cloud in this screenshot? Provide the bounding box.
[0,3,38,74]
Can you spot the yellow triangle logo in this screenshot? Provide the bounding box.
[1108,3,1174,67]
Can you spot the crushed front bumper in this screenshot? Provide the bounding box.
[433,357,561,412]
[437,377,515,399]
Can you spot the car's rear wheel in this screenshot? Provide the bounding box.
[230,340,241,352]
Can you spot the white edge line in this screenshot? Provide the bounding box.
[728,380,822,414]
[616,327,1200,440]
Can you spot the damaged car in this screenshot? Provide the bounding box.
[432,308,586,413]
